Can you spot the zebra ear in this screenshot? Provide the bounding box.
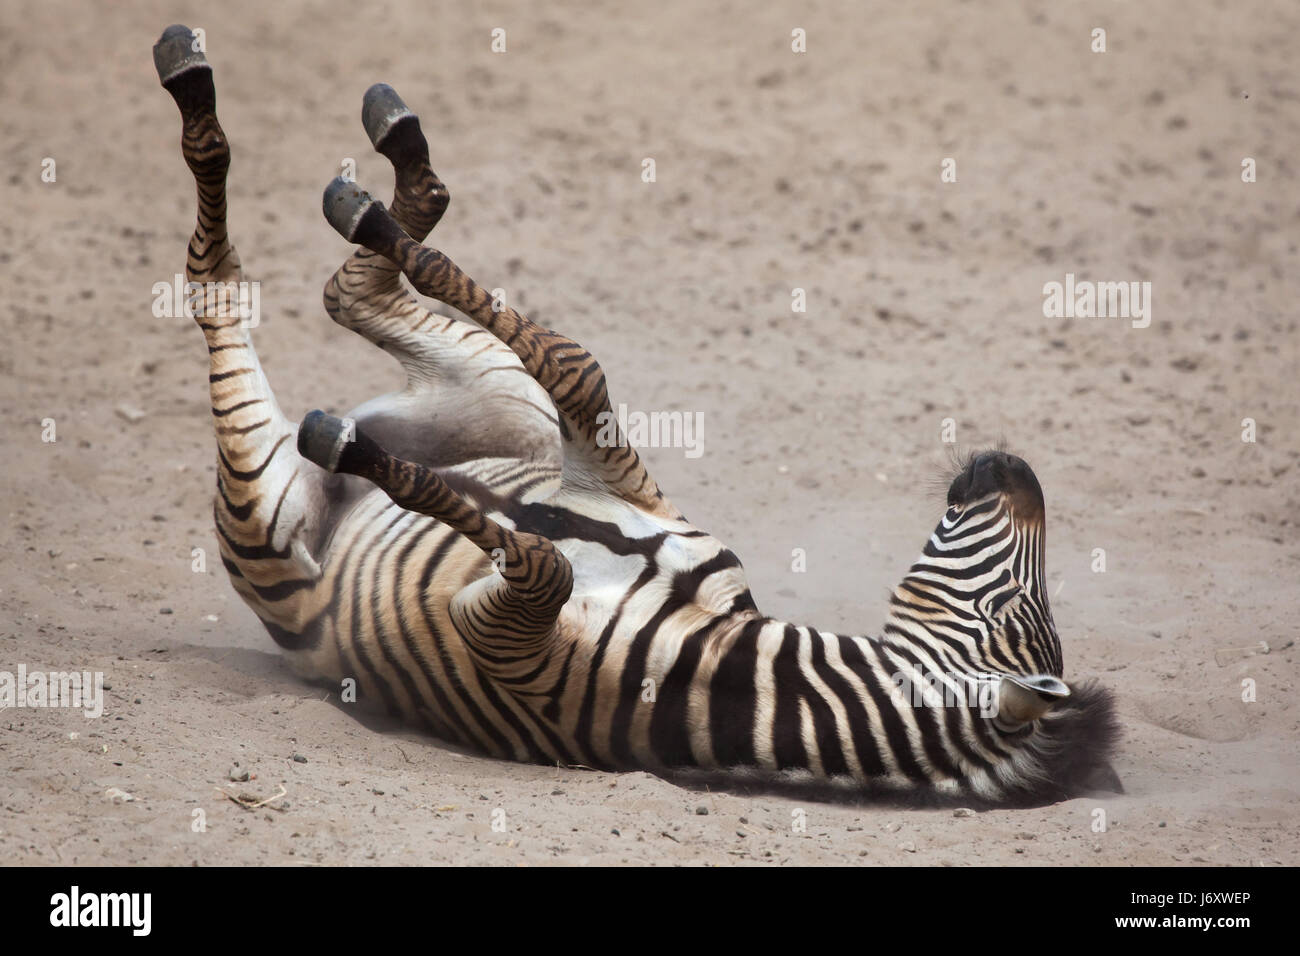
[994,674,1070,731]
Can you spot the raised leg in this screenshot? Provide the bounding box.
[298,412,573,682]
[324,85,561,474]
[322,178,680,519]
[322,83,450,353]
[362,83,448,242]
[155,25,328,643]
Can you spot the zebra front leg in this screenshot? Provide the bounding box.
[297,411,573,682]
[322,179,680,519]
[155,25,328,643]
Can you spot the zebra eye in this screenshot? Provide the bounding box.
[983,585,1024,622]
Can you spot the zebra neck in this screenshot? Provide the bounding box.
[677,615,984,782]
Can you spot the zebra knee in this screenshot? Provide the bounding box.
[537,331,611,430]
[494,532,574,613]
[322,273,343,322]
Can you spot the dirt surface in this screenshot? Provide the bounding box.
[1,0,1297,866]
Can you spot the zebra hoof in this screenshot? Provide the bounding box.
[322,177,384,243]
[298,410,355,474]
[362,83,418,152]
[153,24,210,88]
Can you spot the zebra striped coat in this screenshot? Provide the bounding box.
[154,25,1120,807]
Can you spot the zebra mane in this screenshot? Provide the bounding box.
[661,682,1123,810]
[934,438,1016,502]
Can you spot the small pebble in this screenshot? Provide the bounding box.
[952,807,975,818]
[159,607,173,615]
[292,753,307,763]
[228,766,249,782]
[695,805,709,815]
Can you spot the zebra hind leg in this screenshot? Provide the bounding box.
[154,25,330,644]
[325,84,562,476]
[322,176,681,519]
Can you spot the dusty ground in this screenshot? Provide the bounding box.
[1,0,1297,866]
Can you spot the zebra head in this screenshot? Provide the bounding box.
[890,450,1068,725]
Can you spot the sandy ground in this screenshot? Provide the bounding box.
[1,0,1297,866]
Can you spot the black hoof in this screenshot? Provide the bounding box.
[153,24,210,88]
[297,410,354,473]
[362,84,418,150]
[322,176,391,244]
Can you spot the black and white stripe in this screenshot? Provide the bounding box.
[156,26,1119,807]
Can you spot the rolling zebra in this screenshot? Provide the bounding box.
[154,25,1120,806]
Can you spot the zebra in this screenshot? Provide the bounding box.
[154,25,1120,806]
